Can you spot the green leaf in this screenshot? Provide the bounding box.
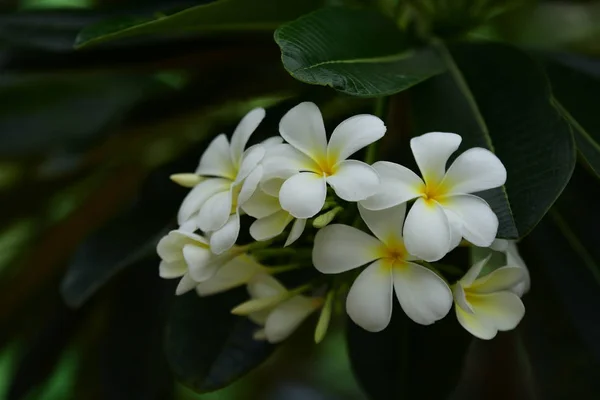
[76,0,323,48]
[274,7,445,97]
[410,42,575,239]
[165,289,273,393]
[544,58,600,178]
[346,309,471,399]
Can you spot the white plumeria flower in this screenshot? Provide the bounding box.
[242,167,306,247]
[196,254,265,296]
[245,274,321,343]
[361,131,507,262]
[453,255,526,340]
[490,239,530,297]
[271,102,385,219]
[157,229,245,295]
[312,204,453,332]
[176,108,267,253]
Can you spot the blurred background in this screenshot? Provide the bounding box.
[0,0,599,399]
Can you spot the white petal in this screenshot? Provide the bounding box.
[358,203,406,245]
[175,273,198,296]
[327,114,386,162]
[279,172,327,219]
[452,283,473,314]
[260,166,298,197]
[392,262,453,325]
[249,210,293,242]
[196,134,236,179]
[410,132,461,186]
[313,224,381,274]
[442,148,507,194]
[359,161,423,210]
[262,143,319,174]
[346,260,393,332]
[265,296,319,343]
[460,255,490,287]
[442,194,498,247]
[403,198,451,262]
[284,218,306,247]
[230,108,265,165]
[177,178,231,225]
[490,238,509,252]
[196,255,264,296]
[247,273,287,299]
[456,304,497,340]
[157,230,207,262]
[279,102,327,161]
[327,160,380,202]
[183,244,216,282]
[196,189,232,232]
[238,165,263,206]
[236,144,265,183]
[444,208,463,251]
[506,242,530,296]
[241,189,281,219]
[470,266,524,294]
[467,291,525,334]
[261,136,284,149]
[159,260,187,278]
[209,213,240,254]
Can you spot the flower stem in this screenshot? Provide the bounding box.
[265,264,302,274]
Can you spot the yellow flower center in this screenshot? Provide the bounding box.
[314,156,337,177]
[419,181,450,206]
[377,240,409,271]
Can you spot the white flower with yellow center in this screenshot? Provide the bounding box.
[176,108,267,253]
[239,274,322,343]
[195,254,265,297]
[272,102,385,219]
[312,204,453,332]
[453,255,526,340]
[361,131,507,262]
[157,229,246,295]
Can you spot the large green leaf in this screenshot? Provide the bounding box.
[410,42,575,239]
[274,7,445,97]
[165,289,273,393]
[76,0,323,48]
[544,58,600,178]
[346,309,471,399]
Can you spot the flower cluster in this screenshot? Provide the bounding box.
[158,102,529,343]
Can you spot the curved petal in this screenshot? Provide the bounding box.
[236,144,265,182]
[159,260,187,279]
[230,108,265,165]
[260,167,298,197]
[183,244,216,282]
[238,165,263,206]
[442,194,498,247]
[358,203,406,245]
[313,224,381,274]
[456,304,497,340]
[327,160,380,201]
[157,231,207,262]
[444,208,463,251]
[279,102,327,161]
[490,238,509,252]
[279,172,327,219]
[359,161,423,210]
[247,273,287,299]
[249,210,293,242]
[261,136,284,149]
[262,143,320,174]
[393,262,453,325]
[442,148,507,194]
[196,134,236,179]
[196,189,232,232]
[346,260,393,332]
[327,114,386,162]
[285,218,306,247]
[403,198,451,262]
[175,273,198,296]
[469,291,525,332]
[265,296,318,343]
[209,213,240,254]
[452,283,473,314]
[177,178,230,225]
[506,242,530,296]
[470,266,524,294]
[196,255,264,296]
[410,132,461,186]
[241,189,281,218]
[460,255,490,287]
